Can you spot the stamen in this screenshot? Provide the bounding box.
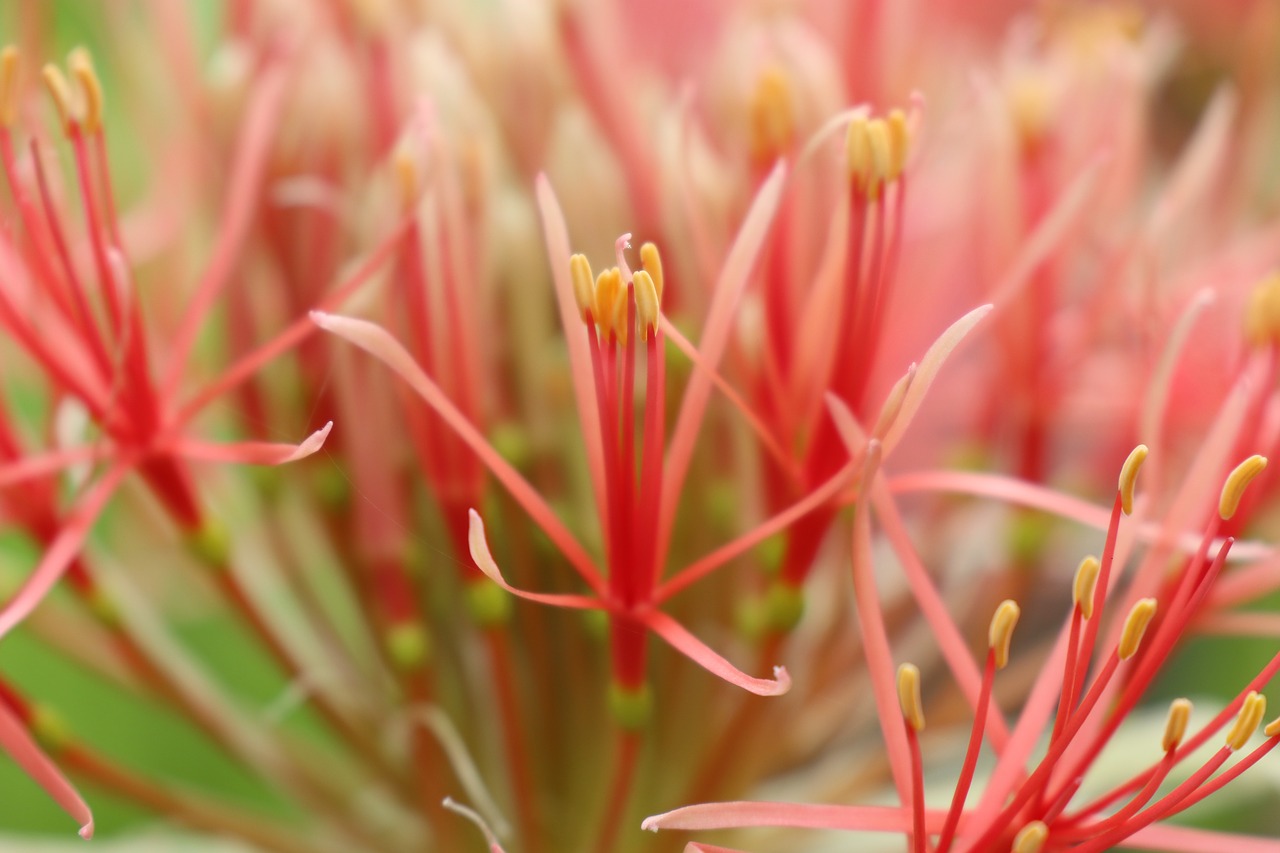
[749,65,795,163]
[570,253,595,321]
[1243,273,1280,347]
[845,117,871,192]
[639,242,663,303]
[865,118,891,191]
[0,46,18,127]
[633,270,659,340]
[1163,698,1192,752]
[613,232,633,282]
[887,108,909,180]
[67,48,102,135]
[1118,444,1148,516]
[988,599,1020,670]
[40,64,79,131]
[1266,716,1280,738]
[594,268,622,339]
[897,663,925,731]
[1073,555,1101,618]
[1118,598,1157,660]
[1219,454,1267,520]
[392,139,421,212]
[1013,821,1049,853]
[442,797,506,852]
[1225,692,1266,751]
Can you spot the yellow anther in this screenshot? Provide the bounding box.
[1009,75,1051,146]
[633,270,659,340]
[1118,598,1157,660]
[639,242,663,304]
[1163,698,1192,752]
[1118,444,1148,516]
[390,138,421,211]
[1225,692,1267,751]
[1012,821,1049,853]
[67,48,102,134]
[749,65,794,163]
[896,663,925,732]
[845,117,871,191]
[611,278,630,346]
[1244,274,1280,348]
[569,254,595,322]
[1220,455,1267,520]
[886,108,909,181]
[1072,555,1101,620]
[0,46,18,128]
[865,118,891,192]
[988,599,1020,670]
[1265,715,1280,738]
[594,267,621,340]
[41,63,79,132]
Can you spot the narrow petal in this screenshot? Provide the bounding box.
[1127,824,1280,853]
[1145,86,1235,242]
[171,421,333,465]
[0,445,111,490]
[0,700,93,838]
[658,163,787,568]
[643,802,960,834]
[313,311,606,596]
[0,461,129,639]
[639,609,790,696]
[468,510,601,610]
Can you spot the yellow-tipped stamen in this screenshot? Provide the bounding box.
[67,48,102,134]
[1012,820,1049,853]
[1225,692,1267,751]
[1118,598,1157,660]
[594,267,621,340]
[1264,715,1280,738]
[1244,273,1280,348]
[897,663,925,732]
[988,599,1020,670]
[42,63,80,132]
[1072,555,1101,619]
[639,242,663,304]
[1220,455,1267,520]
[749,65,794,162]
[1118,444,1149,516]
[886,108,909,181]
[0,46,18,128]
[845,117,871,192]
[570,254,595,322]
[633,270,659,340]
[1163,698,1192,752]
[865,118,891,195]
[391,138,421,212]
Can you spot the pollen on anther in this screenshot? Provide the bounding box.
[896,663,925,732]
[633,270,660,339]
[67,48,103,134]
[1220,455,1267,520]
[1119,444,1149,516]
[1244,273,1280,348]
[41,63,79,132]
[639,242,663,303]
[749,65,795,162]
[570,254,595,322]
[1225,692,1267,751]
[988,599,1020,670]
[886,108,909,180]
[1118,598,1157,660]
[1013,821,1049,853]
[1072,555,1101,619]
[594,268,622,339]
[1163,698,1192,752]
[0,46,18,128]
[1265,715,1280,738]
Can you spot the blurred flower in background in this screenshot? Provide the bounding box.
[0,1,1279,852]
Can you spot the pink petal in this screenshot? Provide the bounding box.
[0,445,111,489]
[0,461,130,639]
[639,609,790,696]
[313,311,607,597]
[643,801,961,833]
[467,510,601,610]
[0,700,92,838]
[172,421,333,465]
[1127,824,1280,853]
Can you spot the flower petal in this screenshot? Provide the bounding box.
[0,700,92,838]
[467,510,601,610]
[639,609,790,696]
[172,421,333,465]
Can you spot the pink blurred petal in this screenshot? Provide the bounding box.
[640,609,790,696]
[643,801,963,833]
[0,700,92,838]
[173,421,333,465]
[0,445,110,489]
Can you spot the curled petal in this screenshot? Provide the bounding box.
[0,700,93,838]
[639,609,790,696]
[173,421,333,466]
[467,510,601,610]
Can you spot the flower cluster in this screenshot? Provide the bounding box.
[0,2,1277,853]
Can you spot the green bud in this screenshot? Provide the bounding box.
[186,520,230,568]
[466,580,512,627]
[385,622,431,671]
[765,581,805,632]
[30,706,72,752]
[609,682,653,730]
